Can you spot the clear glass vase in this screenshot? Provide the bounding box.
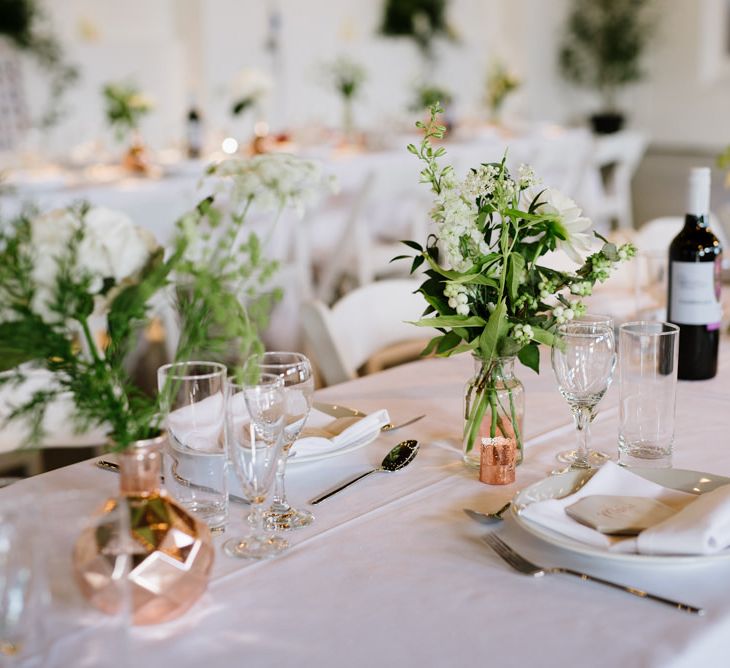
[74,434,215,625]
[462,355,525,469]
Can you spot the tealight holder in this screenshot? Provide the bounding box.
[479,436,516,485]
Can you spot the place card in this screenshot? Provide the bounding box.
[565,495,677,535]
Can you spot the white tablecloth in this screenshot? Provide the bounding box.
[5,336,730,667]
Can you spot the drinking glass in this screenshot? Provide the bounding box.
[157,361,229,532]
[224,373,288,559]
[551,322,616,470]
[253,352,315,530]
[618,321,679,468]
[555,314,615,465]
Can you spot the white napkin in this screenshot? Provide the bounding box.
[294,409,391,457]
[520,462,695,552]
[166,393,225,452]
[637,484,730,555]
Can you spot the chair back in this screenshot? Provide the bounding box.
[301,279,432,386]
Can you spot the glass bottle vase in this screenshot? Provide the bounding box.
[73,433,215,625]
[462,355,525,469]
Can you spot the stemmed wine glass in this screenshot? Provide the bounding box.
[224,373,288,559]
[551,322,616,470]
[555,314,615,465]
[252,352,315,530]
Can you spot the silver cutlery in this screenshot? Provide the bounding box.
[482,533,704,615]
[381,415,426,433]
[463,503,511,525]
[312,401,368,419]
[309,439,420,505]
[301,414,426,440]
[95,459,250,506]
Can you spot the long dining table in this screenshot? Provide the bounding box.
[5,335,730,668]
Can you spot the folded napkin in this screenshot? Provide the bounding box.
[637,484,730,555]
[520,462,696,553]
[167,393,225,452]
[293,409,390,457]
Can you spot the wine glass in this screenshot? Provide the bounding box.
[253,352,315,531]
[551,322,616,470]
[555,314,615,466]
[224,373,288,559]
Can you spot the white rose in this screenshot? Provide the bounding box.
[80,207,158,284]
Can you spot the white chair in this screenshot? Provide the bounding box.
[314,161,432,304]
[301,279,436,387]
[634,215,729,255]
[584,131,648,230]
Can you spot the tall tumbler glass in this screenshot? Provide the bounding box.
[618,322,679,468]
[157,361,229,532]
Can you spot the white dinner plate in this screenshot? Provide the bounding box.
[289,428,380,465]
[512,467,730,565]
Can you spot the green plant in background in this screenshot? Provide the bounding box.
[485,60,520,123]
[559,0,654,116]
[0,0,78,127]
[324,56,367,135]
[230,68,273,117]
[379,0,453,59]
[102,82,153,142]
[396,105,635,460]
[410,82,452,113]
[0,154,330,449]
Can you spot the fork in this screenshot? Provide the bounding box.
[482,533,704,615]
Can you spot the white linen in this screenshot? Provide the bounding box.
[638,484,730,555]
[294,408,390,456]
[4,344,730,667]
[166,393,225,452]
[520,461,696,551]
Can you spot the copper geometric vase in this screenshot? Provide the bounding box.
[74,434,215,625]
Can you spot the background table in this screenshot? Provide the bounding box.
[6,335,730,667]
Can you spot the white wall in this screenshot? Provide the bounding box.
[15,0,730,156]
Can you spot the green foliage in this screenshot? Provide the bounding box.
[325,56,367,100]
[485,60,520,119]
[559,0,655,110]
[399,103,636,373]
[102,82,152,140]
[0,166,293,448]
[0,0,78,127]
[379,0,452,57]
[410,83,453,112]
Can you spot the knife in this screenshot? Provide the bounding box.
[95,459,250,505]
[312,401,367,419]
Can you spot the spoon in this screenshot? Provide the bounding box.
[309,439,420,505]
[463,502,511,525]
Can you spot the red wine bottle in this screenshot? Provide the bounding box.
[667,167,723,380]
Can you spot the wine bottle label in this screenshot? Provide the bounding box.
[670,260,723,325]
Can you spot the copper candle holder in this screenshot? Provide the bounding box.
[479,437,516,485]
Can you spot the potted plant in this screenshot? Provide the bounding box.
[484,60,521,125]
[558,0,654,134]
[324,56,367,142]
[379,0,453,62]
[396,105,635,466]
[102,81,153,172]
[0,0,78,127]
